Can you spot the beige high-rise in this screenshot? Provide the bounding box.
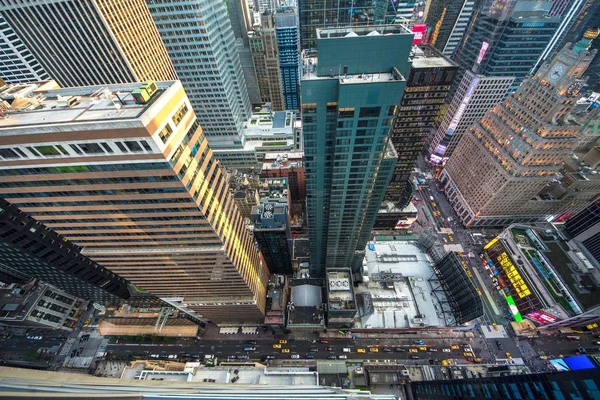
[440,31,600,227]
[0,81,269,324]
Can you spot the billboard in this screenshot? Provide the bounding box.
[526,311,559,326]
[551,356,596,372]
[476,41,489,64]
[412,24,426,44]
[505,296,523,322]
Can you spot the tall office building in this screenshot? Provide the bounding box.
[250,12,285,111]
[0,80,269,324]
[301,26,412,276]
[298,0,386,50]
[439,32,599,227]
[0,14,49,83]
[147,0,253,143]
[566,201,600,264]
[0,198,130,307]
[392,0,416,23]
[382,46,458,210]
[453,0,561,92]
[428,70,514,164]
[0,0,177,86]
[425,0,475,56]
[275,7,301,110]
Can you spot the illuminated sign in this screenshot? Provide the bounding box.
[526,311,559,325]
[412,24,427,45]
[476,41,489,64]
[505,296,523,322]
[498,252,531,298]
[444,76,479,140]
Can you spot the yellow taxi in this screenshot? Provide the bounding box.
[418,346,428,351]
[282,348,290,353]
[408,348,418,353]
[432,202,437,207]
[369,347,379,353]
[279,340,288,344]
[476,288,482,296]
[450,345,460,350]
[457,251,463,257]
[464,352,474,357]
[506,352,512,360]
[448,235,454,242]
[357,348,366,353]
[273,344,282,349]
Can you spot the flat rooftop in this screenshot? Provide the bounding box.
[302,54,400,82]
[0,82,176,130]
[243,111,294,136]
[412,46,456,69]
[358,241,448,328]
[316,25,410,39]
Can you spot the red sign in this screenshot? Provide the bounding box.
[412,24,426,45]
[526,311,560,326]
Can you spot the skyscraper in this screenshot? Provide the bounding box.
[298,0,385,50]
[381,45,458,211]
[147,0,253,142]
[250,12,285,111]
[0,80,269,324]
[275,7,301,110]
[0,0,177,86]
[425,0,475,56]
[565,201,600,264]
[440,31,599,227]
[301,25,412,276]
[428,71,514,165]
[0,14,49,83]
[454,0,561,92]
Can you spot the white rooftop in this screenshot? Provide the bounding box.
[357,241,449,329]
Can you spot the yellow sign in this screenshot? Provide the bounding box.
[484,238,498,250]
[497,252,531,298]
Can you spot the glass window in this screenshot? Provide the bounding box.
[35,145,61,156]
[125,141,143,152]
[141,141,153,152]
[115,142,127,152]
[359,107,381,118]
[172,103,189,126]
[78,143,105,154]
[0,148,20,159]
[100,143,114,154]
[159,123,173,142]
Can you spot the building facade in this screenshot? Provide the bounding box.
[0,13,49,83]
[0,0,177,86]
[275,8,301,110]
[0,198,131,306]
[301,26,412,276]
[383,45,458,208]
[440,32,599,227]
[147,0,253,142]
[425,0,475,56]
[261,152,306,218]
[428,71,514,165]
[0,80,269,324]
[453,0,561,92]
[249,12,285,111]
[566,201,600,264]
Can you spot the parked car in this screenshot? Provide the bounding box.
[168,354,177,359]
[261,355,275,361]
[151,354,160,358]
[369,348,379,353]
[442,348,451,353]
[320,340,329,344]
[291,354,300,359]
[413,340,424,345]
[382,348,392,352]
[309,347,319,352]
[325,347,333,351]
[243,347,256,351]
[342,348,351,353]
[357,348,366,353]
[327,355,336,359]
[246,340,257,345]
[410,355,420,359]
[429,348,438,352]
[236,355,249,360]
[395,348,406,352]
[305,354,314,359]
[338,355,347,359]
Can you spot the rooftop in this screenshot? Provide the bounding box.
[243,110,295,137]
[316,25,411,40]
[412,45,456,69]
[302,53,403,82]
[357,240,448,328]
[262,152,304,170]
[0,82,178,131]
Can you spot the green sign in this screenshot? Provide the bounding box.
[505,295,523,322]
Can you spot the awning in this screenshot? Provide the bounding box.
[219,327,239,334]
[241,326,257,334]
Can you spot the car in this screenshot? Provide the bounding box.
[418,346,427,351]
[338,355,347,359]
[309,347,319,352]
[463,352,473,357]
[395,348,406,352]
[320,339,329,344]
[309,339,317,343]
[26,336,33,339]
[305,354,314,359]
[273,344,282,349]
[369,348,379,353]
[291,354,300,359]
[236,355,248,360]
[150,354,160,358]
[461,343,470,347]
[327,355,336,359]
[506,352,512,360]
[261,355,275,360]
[325,347,333,351]
[243,347,256,351]
[279,340,288,344]
[409,348,418,353]
[357,348,366,353]
[190,354,201,359]
[204,355,214,360]
[342,348,351,353]
[382,348,392,352]
[594,341,600,345]
[429,348,438,352]
[413,340,424,345]
[410,355,420,359]
[442,348,451,353]
[577,347,587,354]
[168,354,177,359]
[450,345,460,350]
[246,340,257,345]
[282,349,290,353]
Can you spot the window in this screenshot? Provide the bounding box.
[0,148,20,159]
[35,145,61,156]
[100,143,114,154]
[124,141,143,152]
[159,123,173,142]
[141,141,153,152]
[78,143,105,154]
[115,142,127,152]
[338,108,355,118]
[172,103,189,126]
[359,107,381,117]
